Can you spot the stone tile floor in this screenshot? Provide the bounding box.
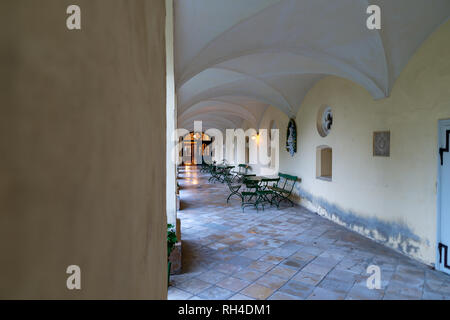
[169,166,450,300]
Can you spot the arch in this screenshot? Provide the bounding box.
[181,87,293,119]
[178,66,295,117]
[180,114,240,131]
[205,66,295,115]
[179,48,387,101]
[177,0,391,99]
[179,100,258,126]
[175,0,450,137]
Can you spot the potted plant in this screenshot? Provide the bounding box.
[167,224,177,286]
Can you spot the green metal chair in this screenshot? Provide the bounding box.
[269,173,299,208]
[231,164,251,182]
[208,165,221,183]
[240,177,260,212]
[254,177,280,210]
[200,162,211,173]
[216,165,234,183]
[224,173,243,203]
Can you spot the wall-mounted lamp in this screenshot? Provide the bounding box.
[251,133,260,144]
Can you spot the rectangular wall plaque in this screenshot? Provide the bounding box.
[373,131,390,157]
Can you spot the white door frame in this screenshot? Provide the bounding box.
[436,119,450,272]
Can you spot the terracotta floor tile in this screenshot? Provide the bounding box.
[241,284,275,300]
[168,167,450,301]
[217,277,251,292]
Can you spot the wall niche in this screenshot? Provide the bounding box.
[316,146,332,181]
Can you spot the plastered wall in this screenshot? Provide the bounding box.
[166,0,178,226]
[0,0,167,299]
[256,20,450,265]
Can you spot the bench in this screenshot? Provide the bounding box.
[269,173,300,208]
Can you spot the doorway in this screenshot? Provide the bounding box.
[181,132,212,165]
[437,119,450,274]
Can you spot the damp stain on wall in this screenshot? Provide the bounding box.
[292,185,431,265]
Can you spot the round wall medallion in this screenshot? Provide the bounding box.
[317,105,333,137]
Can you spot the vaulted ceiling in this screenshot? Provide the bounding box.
[175,0,450,132]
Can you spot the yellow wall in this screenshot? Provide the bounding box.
[0,0,167,299]
[258,20,450,265]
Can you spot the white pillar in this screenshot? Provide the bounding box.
[166,0,177,226]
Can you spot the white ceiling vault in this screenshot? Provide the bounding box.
[175,0,450,132]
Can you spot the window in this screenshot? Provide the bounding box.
[316,146,332,181]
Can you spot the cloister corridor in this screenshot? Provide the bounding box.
[3,0,450,301]
[168,166,450,300]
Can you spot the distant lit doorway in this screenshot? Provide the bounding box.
[181,132,212,165]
